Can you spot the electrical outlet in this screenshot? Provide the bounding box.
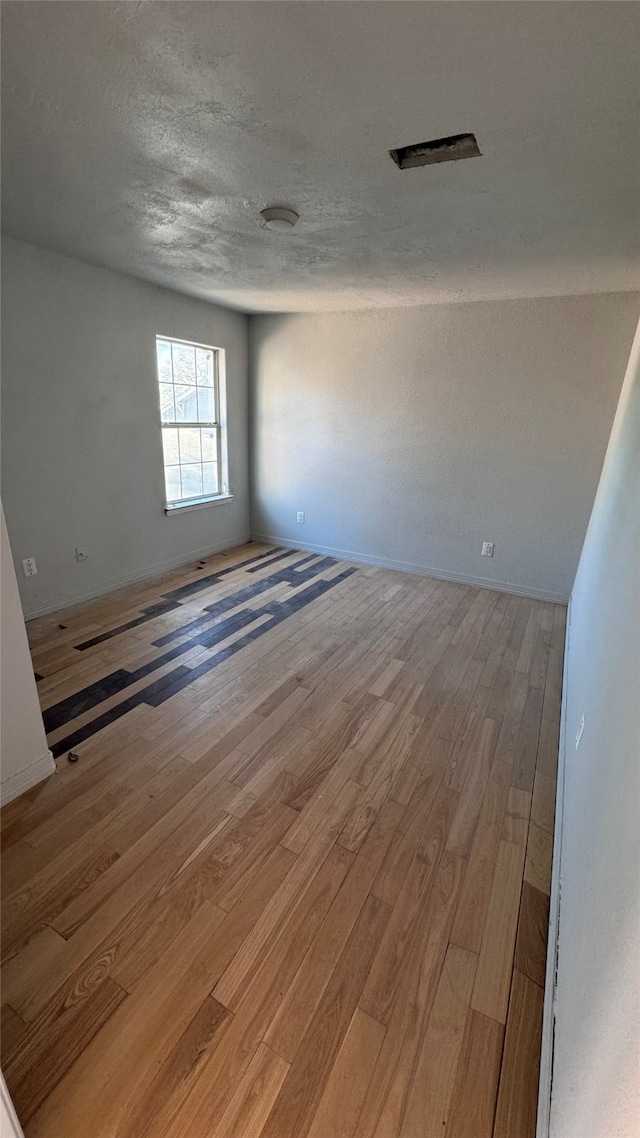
[481,542,494,557]
[296,511,305,524]
[575,714,585,750]
[22,557,38,577]
[75,547,88,562]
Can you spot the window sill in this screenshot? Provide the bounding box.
[165,494,234,516]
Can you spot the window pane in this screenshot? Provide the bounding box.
[197,387,215,422]
[180,463,203,497]
[156,338,224,507]
[157,340,173,383]
[196,348,214,386]
[201,427,217,462]
[164,465,181,501]
[159,383,175,422]
[172,343,196,385]
[174,386,198,421]
[178,427,201,464]
[162,428,180,466]
[203,462,219,495]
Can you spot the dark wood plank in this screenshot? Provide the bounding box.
[1,1004,26,1065]
[514,880,550,989]
[493,969,544,1138]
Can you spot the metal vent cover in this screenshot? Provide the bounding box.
[390,133,481,170]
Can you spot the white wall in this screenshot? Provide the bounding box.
[1,237,250,617]
[0,503,54,804]
[550,320,640,1137]
[250,294,639,601]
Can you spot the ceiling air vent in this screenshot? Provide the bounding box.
[389,133,481,170]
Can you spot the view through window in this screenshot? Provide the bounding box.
[156,336,228,508]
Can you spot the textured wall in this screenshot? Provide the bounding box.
[1,503,52,802]
[1,238,250,616]
[250,294,639,600]
[551,319,640,1137]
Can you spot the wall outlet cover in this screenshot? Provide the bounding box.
[296,511,305,524]
[481,542,495,557]
[22,557,38,577]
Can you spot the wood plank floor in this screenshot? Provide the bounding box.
[1,543,563,1137]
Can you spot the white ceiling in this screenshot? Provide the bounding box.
[2,1,639,312]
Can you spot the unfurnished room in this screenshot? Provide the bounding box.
[0,3,638,1137]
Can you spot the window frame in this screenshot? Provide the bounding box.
[155,334,231,514]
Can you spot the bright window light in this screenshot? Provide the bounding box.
[155,336,229,510]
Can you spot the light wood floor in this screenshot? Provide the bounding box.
[1,543,562,1137]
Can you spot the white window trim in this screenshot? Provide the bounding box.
[156,334,231,512]
[164,493,234,516]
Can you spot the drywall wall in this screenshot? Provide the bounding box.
[549,319,639,1137]
[0,503,54,804]
[1,237,250,617]
[250,294,639,600]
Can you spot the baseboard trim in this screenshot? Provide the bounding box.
[250,533,568,603]
[536,597,571,1137]
[21,534,252,620]
[0,750,56,806]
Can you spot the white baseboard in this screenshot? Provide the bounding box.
[251,533,568,604]
[21,534,252,620]
[536,597,571,1138]
[0,749,56,806]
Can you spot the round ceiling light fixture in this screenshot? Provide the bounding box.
[261,206,299,231]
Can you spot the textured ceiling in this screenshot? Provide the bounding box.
[2,1,639,312]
